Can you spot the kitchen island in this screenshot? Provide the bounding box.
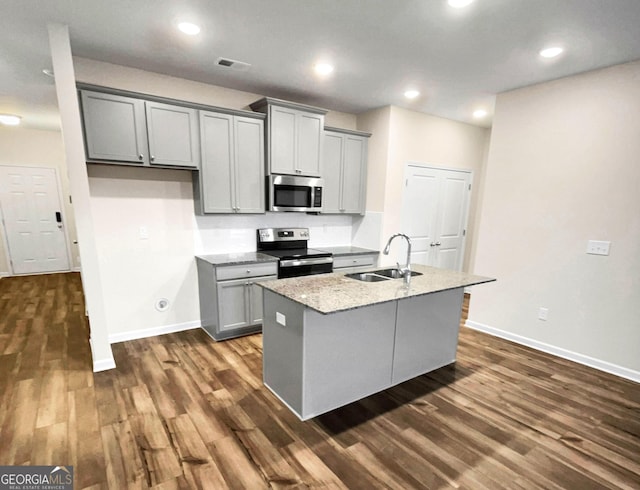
[258,264,495,420]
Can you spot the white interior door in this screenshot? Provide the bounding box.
[401,166,439,265]
[0,166,70,275]
[400,164,471,271]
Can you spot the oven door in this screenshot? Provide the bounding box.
[278,257,333,278]
[270,175,323,212]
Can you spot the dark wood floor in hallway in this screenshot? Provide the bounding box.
[1,272,639,489]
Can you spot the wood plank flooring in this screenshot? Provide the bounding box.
[1,272,639,489]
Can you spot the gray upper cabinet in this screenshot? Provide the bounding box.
[81,91,147,165]
[80,89,199,169]
[250,97,326,177]
[195,110,265,214]
[322,127,371,215]
[145,101,199,168]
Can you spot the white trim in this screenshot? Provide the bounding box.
[90,337,116,372]
[108,320,200,344]
[0,271,10,278]
[93,356,116,372]
[465,320,640,384]
[72,266,81,272]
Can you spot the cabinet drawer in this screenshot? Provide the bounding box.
[216,262,277,280]
[333,254,376,270]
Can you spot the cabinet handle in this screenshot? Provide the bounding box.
[138,154,144,160]
[150,155,155,161]
[246,270,251,274]
[430,242,436,247]
[435,241,442,246]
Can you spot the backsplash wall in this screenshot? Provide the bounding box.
[194,213,354,254]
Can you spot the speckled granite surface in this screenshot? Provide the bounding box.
[196,252,278,266]
[257,264,495,315]
[316,246,379,257]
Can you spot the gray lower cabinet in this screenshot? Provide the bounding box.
[80,89,200,169]
[196,258,277,341]
[322,127,370,214]
[195,111,265,214]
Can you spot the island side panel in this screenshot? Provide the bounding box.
[392,288,465,385]
[262,290,305,417]
[302,303,397,420]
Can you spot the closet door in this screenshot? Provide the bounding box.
[400,165,471,270]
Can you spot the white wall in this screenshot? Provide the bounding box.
[470,61,640,379]
[357,106,490,270]
[0,127,80,274]
[74,58,355,339]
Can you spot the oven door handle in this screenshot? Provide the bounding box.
[280,257,334,268]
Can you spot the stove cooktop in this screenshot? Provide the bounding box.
[260,248,332,260]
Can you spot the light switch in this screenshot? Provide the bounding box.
[586,240,610,256]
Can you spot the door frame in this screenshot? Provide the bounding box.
[401,161,473,271]
[0,164,73,276]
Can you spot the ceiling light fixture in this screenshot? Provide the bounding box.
[177,22,201,36]
[404,90,420,99]
[314,63,334,76]
[0,114,22,126]
[539,46,563,58]
[473,109,488,118]
[448,0,474,8]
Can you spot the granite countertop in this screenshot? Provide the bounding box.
[196,252,278,266]
[317,246,379,256]
[257,264,495,315]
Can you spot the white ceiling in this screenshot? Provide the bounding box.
[2,0,640,131]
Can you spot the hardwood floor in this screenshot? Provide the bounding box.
[1,272,639,489]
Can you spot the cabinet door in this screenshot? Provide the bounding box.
[297,112,323,176]
[234,116,265,213]
[80,90,147,164]
[341,135,367,214]
[321,132,343,213]
[269,106,297,174]
[249,277,276,324]
[145,101,200,168]
[217,279,250,332]
[200,111,235,213]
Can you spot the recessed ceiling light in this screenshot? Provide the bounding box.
[314,63,334,76]
[177,22,201,36]
[404,90,420,99]
[539,46,563,58]
[0,114,22,126]
[473,109,488,118]
[448,0,474,8]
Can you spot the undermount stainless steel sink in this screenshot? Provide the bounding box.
[372,268,423,279]
[345,272,390,282]
[345,268,423,282]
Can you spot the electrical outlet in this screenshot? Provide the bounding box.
[276,312,286,326]
[538,307,549,321]
[586,240,610,256]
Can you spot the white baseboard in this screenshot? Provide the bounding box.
[93,356,117,372]
[72,266,81,272]
[465,320,640,384]
[108,320,200,344]
[90,337,116,372]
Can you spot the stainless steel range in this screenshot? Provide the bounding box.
[257,228,333,278]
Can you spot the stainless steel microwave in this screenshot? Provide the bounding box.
[269,174,324,212]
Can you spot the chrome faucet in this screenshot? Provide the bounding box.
[383,233,412,286]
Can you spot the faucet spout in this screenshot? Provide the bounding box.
[383,233,412,285]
